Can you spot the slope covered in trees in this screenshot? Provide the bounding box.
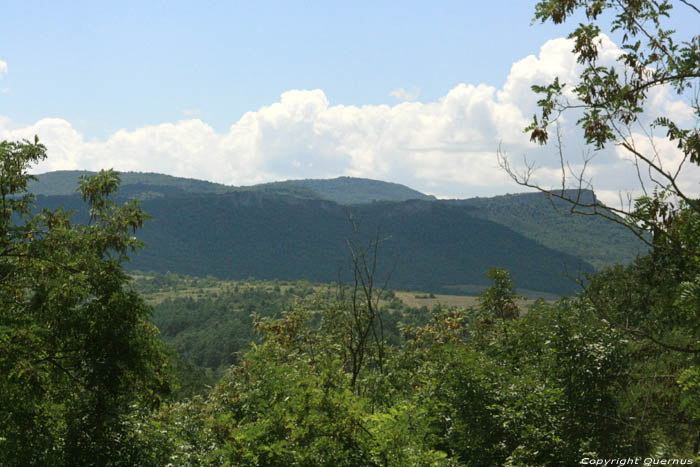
[252,176,436,204]
[27,170,235,197]
[28,171,433,203]
[36,191,593,295]
[459,190,647,269]
[31,171,646,278]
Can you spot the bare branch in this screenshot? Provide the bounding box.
[497,146,654,248]
[679,0,700,15]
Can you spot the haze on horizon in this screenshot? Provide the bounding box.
[1,1,698,204]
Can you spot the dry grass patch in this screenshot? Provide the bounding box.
[394,291,533,312]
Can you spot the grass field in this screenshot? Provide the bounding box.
[131,274,546,312]
[394,291,535,311]
[131,275,328,305]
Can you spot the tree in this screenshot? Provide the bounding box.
[497,1,700,454]
[0,138,172,466]
[496,0,700,347]
[478,267,520,321]
[499,0,699,244]
[335,219,391,393]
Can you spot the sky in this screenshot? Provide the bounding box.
[1,1,698,203]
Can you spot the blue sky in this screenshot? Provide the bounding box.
[2,1,565,136]
[1,1,698,201]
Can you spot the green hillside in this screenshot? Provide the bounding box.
[458,191,647,269]
[251,176,436,204]
[37,192,593,295]
[30,171,646,275]
[28,170,236,197]
[29,171,433,204]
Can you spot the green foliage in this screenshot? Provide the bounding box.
[462,190,647,270]
[32,172,645,295]
[150,301,457,466]
[580,209,700,452]
[530,1,699,150]
[144,270,661,465]
[400,292,637,465]
[140,276,329,387]
[255,176,436,204]
[0,139,172,466]
[525,0,699,241]
[523,1,700,456]
[479,267,520,320]
[28,170,236,197]
[131,274,431,398]
[8,3,700,461]
[119,251,699,464]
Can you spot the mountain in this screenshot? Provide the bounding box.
[29,171,433,204]
[36,191,591,295]
[30,171,647,295]
[456,191,647,270]
[27,170,235,197]
[251,177,436,204]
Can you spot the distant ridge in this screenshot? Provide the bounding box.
[251,176,436,204]
[30,170,647,288]
[28,170,234,197]
[455,190,646,270]
[35,191,592,295]
[29,171,433,204]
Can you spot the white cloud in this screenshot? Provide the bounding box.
[182,109,200,116]
[0,35,695,200]
[613,133,700,199]
[390,86,420,101]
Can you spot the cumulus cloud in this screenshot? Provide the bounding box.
[390,86,421,101]
[613,133,700,200]
[0,60,7,77]
[0,35,695,201]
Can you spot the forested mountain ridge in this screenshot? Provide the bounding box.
[30,171,645,293]
[455,190,647,270]
[29,171,433,204]
[252,176,436,204]
[38,189,594,296]
[28,170,235,197]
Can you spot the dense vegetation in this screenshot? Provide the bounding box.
[131,274,434,395]
[27,170,236,197]
[5,150,700,464]
[29,171,433,204]
[132,261,700,464]
[253,176,436,204]
[35,187,641,296]
[3,0,699,464]
[459,190,647,270]
[31,171,646,296]
[0,140,172,466]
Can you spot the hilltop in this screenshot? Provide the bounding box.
[29,171,434,204]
